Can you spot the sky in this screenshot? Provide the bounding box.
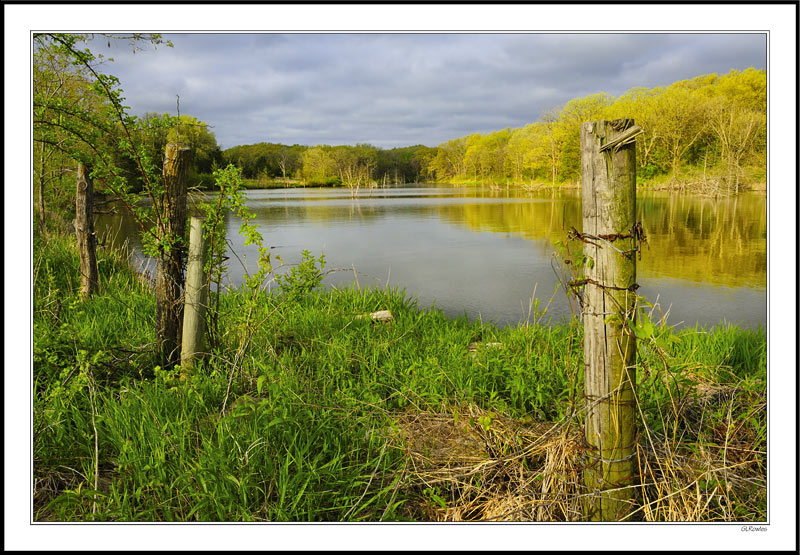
[82,32,767,150]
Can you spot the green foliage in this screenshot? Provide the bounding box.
[420,68,766,190]
[136,112,222,188]
[274,250,327,303]
[222,142,306,180]
[214,164,276,292]
[221,142,435,187]
[32,236,766,521]
[33,33,197,264]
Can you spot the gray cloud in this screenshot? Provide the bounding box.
[85,33,766,149]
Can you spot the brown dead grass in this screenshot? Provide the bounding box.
[388,386,766,522]
[389,404,585,521]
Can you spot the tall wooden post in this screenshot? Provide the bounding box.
[75,163,99,298]
[180,216,208,376]
[581,119,641,521]
[156,143,191,368]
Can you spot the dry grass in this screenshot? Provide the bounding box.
[390,404,585,521]
[635,375,767,522]
[34,462,117,521]
[389,385,766,522]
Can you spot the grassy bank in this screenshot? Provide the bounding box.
[636,164,766,194]
[240,177,311,190]
[439,174,765,195]
[32,231,766,522]
[217,171,765,195]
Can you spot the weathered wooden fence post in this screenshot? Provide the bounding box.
[180,216,208,376]
[75,163,99,298]
[580,119,642,521]
[156,143,191,368]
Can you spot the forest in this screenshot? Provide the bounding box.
[221,142,435,188]
[423,68,766,191]
[218,67,765,193]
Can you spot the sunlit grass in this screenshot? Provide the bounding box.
[32,232,766,522]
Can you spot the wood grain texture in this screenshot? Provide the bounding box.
[181,217,208,375]
[75,163,99,298]
[581,119,638,521]
[156,143,191,367]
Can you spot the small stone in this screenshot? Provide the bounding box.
[355,309,393,322]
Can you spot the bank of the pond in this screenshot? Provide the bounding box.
[33,231,766,522]
[225,177,765,196]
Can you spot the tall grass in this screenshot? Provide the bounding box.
[32,232,766,521]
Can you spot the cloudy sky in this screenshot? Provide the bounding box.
[82,32,765,150]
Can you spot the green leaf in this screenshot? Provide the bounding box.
[430,492,447,509]
[631,311,655,340]
[477,414,493,431]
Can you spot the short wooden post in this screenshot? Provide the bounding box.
[181,216,208,375]
[155,143,191,368]
[581,119,640,521]
[75,163,99,298]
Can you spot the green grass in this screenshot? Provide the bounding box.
[236,176,340,189]
[32,232,767,522]
[440,176,579,189]
[636,162,767,193]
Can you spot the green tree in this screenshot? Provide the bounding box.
[541,108,570,185]
[332,144,378,195]
[425,137,467,181]
[558,93,615,181]
[33,33,215,366]
[169,115,221,178]
[135,113,221,188]
[505,126,533,184]
[33,41,99,230]
[707,99,765,191]
[654,77,715,177]
[608,87,664,174]
[301,145,337,183]
[521,123,552,183]
[33,37,117,215]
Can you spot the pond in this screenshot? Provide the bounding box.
[96,184,767,330]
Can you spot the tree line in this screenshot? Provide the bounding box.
[423,68,766,192]
[220,68,765,193]
[220,142,436,190]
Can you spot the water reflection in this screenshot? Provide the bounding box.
[95,185,766,329]
[436,188,766,289]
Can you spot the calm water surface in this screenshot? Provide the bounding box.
[97,185,767,330]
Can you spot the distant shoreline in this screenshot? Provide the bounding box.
[220,179,767,195]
